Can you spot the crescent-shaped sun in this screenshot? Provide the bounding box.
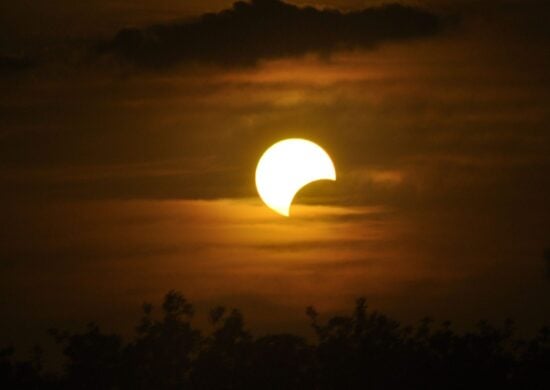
[255,138,336,217]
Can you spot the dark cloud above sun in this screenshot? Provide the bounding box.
[100,0,443,68]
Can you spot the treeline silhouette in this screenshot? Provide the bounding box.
[1,291,548,389]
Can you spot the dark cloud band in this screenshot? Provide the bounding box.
[100,0,442,68]
[0,55,35,74]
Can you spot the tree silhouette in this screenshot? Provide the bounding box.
[50,324,122,389]
[2,290,549,389]
[0,345,49,389]
[120,291,200,389]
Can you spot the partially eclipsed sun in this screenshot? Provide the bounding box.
[255,138,336,217]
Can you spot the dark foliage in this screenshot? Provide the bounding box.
[2,290,549,389]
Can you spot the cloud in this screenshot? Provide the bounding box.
[99,0,442,68]
[0,55,35,74]
[545,249,550,280]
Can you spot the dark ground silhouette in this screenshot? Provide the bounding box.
[1,291,548,389]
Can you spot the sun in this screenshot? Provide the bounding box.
[255,138,336,217]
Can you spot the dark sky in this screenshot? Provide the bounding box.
[1,0,550,364]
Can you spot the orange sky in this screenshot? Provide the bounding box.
[1,0,550,365]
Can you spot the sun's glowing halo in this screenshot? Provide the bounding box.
[255,138,336,217]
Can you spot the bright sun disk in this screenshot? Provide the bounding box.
[255,138,336,217]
